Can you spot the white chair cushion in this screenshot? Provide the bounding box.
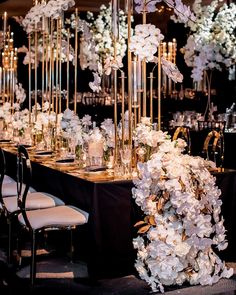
[3,192,65,213]
[2,183,35,197]
[3,175,15,184]
[18,205,89,230]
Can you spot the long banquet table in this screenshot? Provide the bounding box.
[3,148,236,279]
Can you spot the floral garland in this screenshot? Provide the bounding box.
[178,0,236,81]
[132,130,233,293]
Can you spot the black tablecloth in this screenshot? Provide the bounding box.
[4,150,236,279]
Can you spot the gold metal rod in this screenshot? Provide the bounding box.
[138,91,141,123]
[150,72,153,123]
[28,33,31,123]
[2,68,5,104]
[59,18,62,114]
[34,28,38,120]
[49,19,53,115]
[127,0,132,146]
[45,32,49,112]
[51,48,55,113]
[55,19,59,125]
[113,37,118,164]
[7,69,9,104]
[42,31,45,107]
[142,10,147,117]
[10,69,12,109]
[121,71,125,148]
[0,67,2,103]
[11,70,14,113]
[74,8,78,113]
[66,28,70,109]
[158,45,161,130]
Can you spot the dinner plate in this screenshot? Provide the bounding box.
[34,152,53,159]
[84,165,107,172]
[84,166,107,175]
[14,144,34,150]
[0,139,12,143]
[55,158,75,167]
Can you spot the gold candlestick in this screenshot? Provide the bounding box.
[66,28,70,109]
[158,45,162,130]
[34,26,38,120]
[42,31,45,106]
[59,18,62,114]
[28,33,32,124]
[149,72,154,123]
[113,38,118,164]
[126,0,133,146]
[55,19,59,123]
[121,71,125,148]
[142,10,147,118]
[74,8,78,113]
[49,19,54,114]
[0,67,2,101]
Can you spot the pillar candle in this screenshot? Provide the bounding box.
[3,12,7,40]
[112,0,119,39]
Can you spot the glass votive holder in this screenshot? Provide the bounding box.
[89,156,103,167]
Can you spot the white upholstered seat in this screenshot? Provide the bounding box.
[2,182,35,197]
[3,175,15,184]
[3,192,65,213]
[18,205,89,230]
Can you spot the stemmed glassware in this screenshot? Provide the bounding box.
[120,145,132,178]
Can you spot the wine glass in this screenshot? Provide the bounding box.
[120,145,132,178]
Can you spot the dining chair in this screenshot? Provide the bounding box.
[202,130,224,168]
[172,126,191,154]
[0,147,65,264]
[16,145,89,286]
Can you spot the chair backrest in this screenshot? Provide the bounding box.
[17,145,32,229]
[0,147,6,206]
[198,120,226,132]
[172,126,191,154]
[202,130,224,168]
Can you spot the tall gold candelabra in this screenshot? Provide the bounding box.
[0,24,18,111]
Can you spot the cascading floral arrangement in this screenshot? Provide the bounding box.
[175,0,236,82]
[132,131,233,293]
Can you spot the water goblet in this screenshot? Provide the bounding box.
[120,145,132,178]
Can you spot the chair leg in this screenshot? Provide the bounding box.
[30,230,37,286]
[15,223,23,268]
[69,229,74,263]
[7,218,11,265]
